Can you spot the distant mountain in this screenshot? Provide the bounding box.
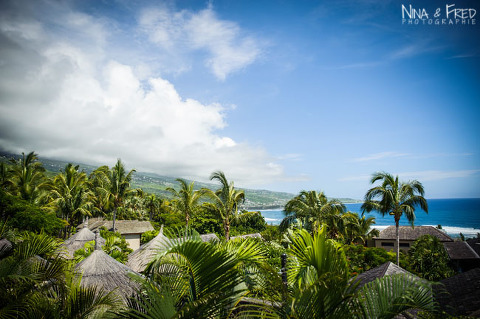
[0,151,361,209]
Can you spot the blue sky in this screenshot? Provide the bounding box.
[0,0,479,199]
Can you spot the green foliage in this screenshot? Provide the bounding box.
[74,228,133,263]
[362,172,428,265]
[343,244,411,275]
[230,210,266,235]
[408,235,454,281]
[141,229,159,245]
[0,231,122,318]
[0,189,64,235]
[261,224,283,242]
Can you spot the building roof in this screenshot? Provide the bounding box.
[374,226,453,242]
[199,233,220,242]
[59,227,106,259]
[127,226,170,273]
[443,241,480,260]
[230,233,263,240]
[76,249,141,302]
[434,268,480,317]
[77,217,154,235]
[353,261,420,289]
[467,238,480,256]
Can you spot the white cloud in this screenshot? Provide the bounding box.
[0,0,283,187]
[139,5,262,80]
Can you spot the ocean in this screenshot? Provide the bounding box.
[259,198,480,238]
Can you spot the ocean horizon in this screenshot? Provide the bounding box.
[259,198,480,238]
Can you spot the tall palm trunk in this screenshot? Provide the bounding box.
[113,207,117,232]
[395,217,400,265]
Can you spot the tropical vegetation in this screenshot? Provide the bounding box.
[361,172,429,265]
[0,151,460,318]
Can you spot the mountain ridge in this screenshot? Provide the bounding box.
[0,151,362,209]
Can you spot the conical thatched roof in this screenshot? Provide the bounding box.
[76,249,140,301]
[59,227,106,259]
[127,226,170,273]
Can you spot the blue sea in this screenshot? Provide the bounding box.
[260,198,480,238]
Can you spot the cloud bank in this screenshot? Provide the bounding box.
[0,0,281,186]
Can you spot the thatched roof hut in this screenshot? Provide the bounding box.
[353,261,421,289]
[200,233,220,242]
[77,218,154,250]
[76,232,140,302]
[230,233,263,240]
[59,224,106,259]
[127,226,170,273]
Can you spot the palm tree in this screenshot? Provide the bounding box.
[167,179,204,228]
[144,194,160,221]
[339,213,379,245]
[89,160,136,232]
[45,163,93,237]
[0,231,121,318]
[280,190,345,235]
[361,172,428,265]
[202,171,245,241]
[247,226,437,319]
[7,151,47,203]
[129,230,267,318]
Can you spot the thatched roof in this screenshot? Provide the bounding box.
[127,226,170,273]
[444,241,480,261]
[59,227,106,259]
[230,233,263,240]
[434,268,480,317]
[76,249,141,301]
[200,233,220,242]
[353,261,421,289]
[77,217,154,234]
[375,226,453,242]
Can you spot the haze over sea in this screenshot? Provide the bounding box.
[260,198,480,238]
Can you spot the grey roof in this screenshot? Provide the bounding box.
[59,227,106,259]
[230,233,263,240]
[127,227,170,273]
[76,249,141,302]
[200,233,220,242]
[434,268,480,317]
[444,241,480,260]
[375,226,453,242]
[467,238,480,256]
[77,218,154,235]
[353,261,420,289]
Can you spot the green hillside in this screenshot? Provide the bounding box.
[0,152,361,209]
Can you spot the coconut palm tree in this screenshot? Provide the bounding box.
[167,179,204,229]
[202,171,245,241]
[280,190,345,235]
[246,226,437,319]
[361,172,428,265]
[89,160,136,232]
[7,151,47,204]
[129,230,268,319]
[144,194,161,221]
[0,231,121,318]
[339,213,379,245]
[45,163,93,237]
